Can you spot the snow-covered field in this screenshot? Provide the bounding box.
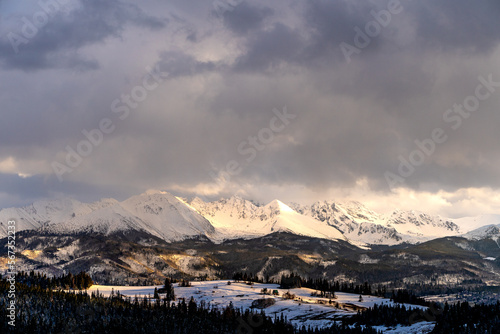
[88,280,434,332]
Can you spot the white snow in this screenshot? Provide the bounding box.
[189,197,346,242]
[372,322,435,334]
[358,254,379,264]
[120,191,218,241]
[462,223,500,241]
[293,201,467,245]
[1,190,499,246]
[0,191,218,243]
[382,210,461,241]
[88,280,431,330]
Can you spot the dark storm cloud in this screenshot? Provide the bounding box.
[227,1,371,72]
[301,0,383,63]
[410,0,500,53]
[0,173,135,207]
[233,22,303,72]
[0,0,167,71]
[207,0,500,194]
[1,0,500,215]
[220,2,273,35]
[228,0,391,71]
[229,0,500,71]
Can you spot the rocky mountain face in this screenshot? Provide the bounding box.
[463,224,500,245]
[187,197,346,242]
[3,230,500,287]
[291,200,462,245]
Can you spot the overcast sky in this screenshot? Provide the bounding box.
[1,0,499,218]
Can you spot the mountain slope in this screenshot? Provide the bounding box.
[120,191,218,241]
[1,192,499,246]
[294,201,464,245]
[4,230,500,287]
[292,200,402,245]
[188,197,346,241]
[0,198,118,236]
[383,210,461,241]
[463,224,500,244]
[0,191,218,243]
[1,192,500,286]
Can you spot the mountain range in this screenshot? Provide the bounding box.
[1,190,499,286]
[1,190,498,246]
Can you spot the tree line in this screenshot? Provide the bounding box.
[11,270,93,290]
[0,273,381,334]
[3,271,498,332]
[431,301,500,333]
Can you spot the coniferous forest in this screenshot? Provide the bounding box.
[0,272,381,334]
[1,272,499,333]
[430,301,500,333]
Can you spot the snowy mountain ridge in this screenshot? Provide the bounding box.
[0,191,218,243]
[0,190,499,246]
[462,223,500,242]
[188,197,346,242]
[292,201,465,245]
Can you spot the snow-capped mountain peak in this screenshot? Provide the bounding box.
[265,199,295,213]
[1,192,499,246]
[463,224,500,241]
[294,200,471,245]
[187,197,346,241]
[381,210,461,240]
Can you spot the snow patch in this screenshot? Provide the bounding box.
[358,254,379,264]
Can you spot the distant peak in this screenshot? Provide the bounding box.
[227,195,246,202]
[266,199,295,213]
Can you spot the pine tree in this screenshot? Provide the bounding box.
[163,278,175,301]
